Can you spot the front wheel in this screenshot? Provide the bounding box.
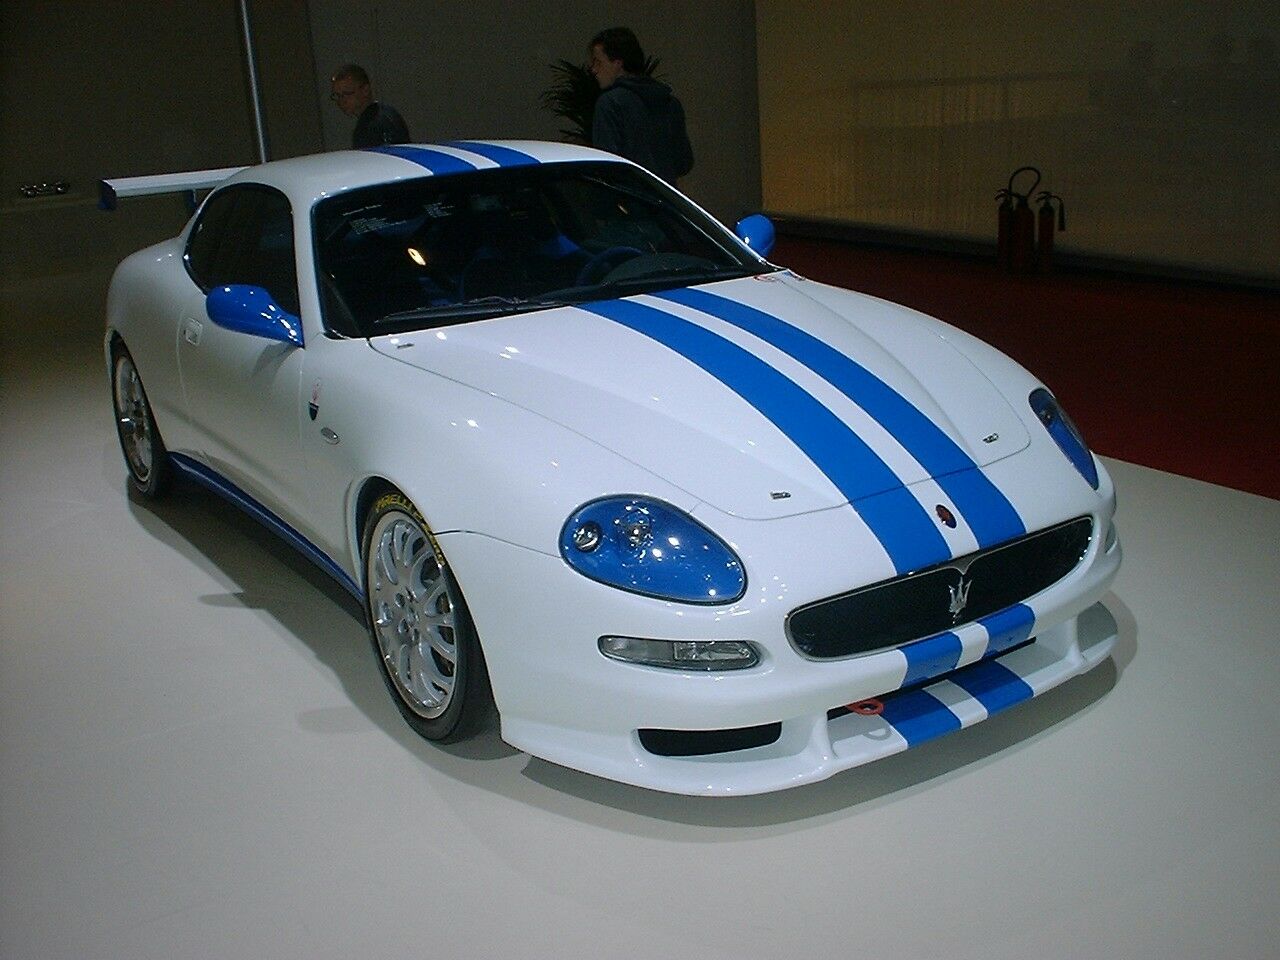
[111,346,170,498]
[363,492,493,742]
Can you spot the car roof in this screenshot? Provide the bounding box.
[222,141,630,209]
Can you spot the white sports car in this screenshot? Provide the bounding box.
[103,141,1121,795]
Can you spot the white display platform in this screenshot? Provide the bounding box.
[2,274,1277,959]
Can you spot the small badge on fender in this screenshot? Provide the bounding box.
[935,504,957,528]
[309,380,321,421]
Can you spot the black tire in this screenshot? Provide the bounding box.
[110,344,171,498]
[362,491,494,742]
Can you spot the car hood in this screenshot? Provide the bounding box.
[370,274,1029,519]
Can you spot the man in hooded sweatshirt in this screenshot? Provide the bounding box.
[588,28,694,184]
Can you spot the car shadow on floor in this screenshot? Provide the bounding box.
[122,470,519,760]
[124,461,1137,829]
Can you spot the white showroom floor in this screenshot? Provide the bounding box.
[2,273,1278,960]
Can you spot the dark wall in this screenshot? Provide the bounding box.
[1,1,761,288]
[0,1,322,286]
[307,0,762,225]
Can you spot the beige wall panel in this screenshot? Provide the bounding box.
[757,0,1280,280]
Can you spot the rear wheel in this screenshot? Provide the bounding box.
[111,346,170,498]
[363,492,493,741]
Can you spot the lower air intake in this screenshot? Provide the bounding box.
[638,723,783,757]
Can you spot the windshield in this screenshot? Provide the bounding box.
[312,161,770,336]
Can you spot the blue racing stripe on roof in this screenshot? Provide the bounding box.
[443,141,540,167]
[653,287,1026,547]
[949,659,1034,716]
[365,144,477,174]
[979,603,1036,656]
[879,689,962,747]
[900,631,963,688]
[579,298,949,575]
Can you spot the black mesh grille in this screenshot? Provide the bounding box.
[787,517,1093,660]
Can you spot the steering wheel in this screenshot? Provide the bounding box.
[575,246,643,286]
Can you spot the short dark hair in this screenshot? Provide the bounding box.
[331,63,371,86]
[590,27,645,74]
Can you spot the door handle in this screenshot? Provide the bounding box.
[182,317,203,346]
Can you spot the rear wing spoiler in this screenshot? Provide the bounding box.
[98,166,245,211]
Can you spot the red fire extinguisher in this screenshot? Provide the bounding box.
[995,188,1014,266]
[1036,191,1065,273]
[1012,167,1040,273]
[999,166,1040,273]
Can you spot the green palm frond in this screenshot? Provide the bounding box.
[539,57,662,145]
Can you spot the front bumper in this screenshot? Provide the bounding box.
[438,507,1122,796]
[500,602,1116,795]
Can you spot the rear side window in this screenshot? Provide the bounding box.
[184,185,300,316]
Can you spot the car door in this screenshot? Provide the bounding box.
[177,183,308,522]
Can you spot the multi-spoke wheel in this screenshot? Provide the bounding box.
[363,492,493,741]
[111,345,170,498]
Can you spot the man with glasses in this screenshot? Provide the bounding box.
[330,64,411,149]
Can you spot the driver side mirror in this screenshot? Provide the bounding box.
[206,285,304,347]
[734,214,775,258]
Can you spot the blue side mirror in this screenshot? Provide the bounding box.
[734,214,775,258]
[206,285,304,347]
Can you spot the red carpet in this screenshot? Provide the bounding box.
[771,237,1280,501]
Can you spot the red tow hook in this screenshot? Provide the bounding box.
[847,698,885,716]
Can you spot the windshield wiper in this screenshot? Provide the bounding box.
[617,264,758,285]
[376,295,567,326]
[541,265,760,303]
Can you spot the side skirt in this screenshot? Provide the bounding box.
[168,453,364,601]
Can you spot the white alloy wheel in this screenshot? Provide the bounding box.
[111,348,168,497]
[367,508,460,720]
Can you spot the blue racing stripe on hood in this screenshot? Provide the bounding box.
[653,287,1026,547]
[443,141,540,167]
[579,298,949,575]
[365,145,477,174]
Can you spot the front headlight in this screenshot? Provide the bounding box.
[1029,388,1099,489]
[559,496,746,604]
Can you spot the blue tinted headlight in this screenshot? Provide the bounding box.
[560,497,746,604]
[1029,388,1099,489]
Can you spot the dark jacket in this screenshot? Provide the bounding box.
[353,101,411,149]
[591,75,693,184]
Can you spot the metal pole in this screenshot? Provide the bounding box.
[238,0,270,163]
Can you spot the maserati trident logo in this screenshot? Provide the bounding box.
[948,576,973,623]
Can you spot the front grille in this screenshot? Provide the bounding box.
[787,517,1093,660]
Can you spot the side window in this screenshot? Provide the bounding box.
[185,186,300,317]
[184,189,238,289]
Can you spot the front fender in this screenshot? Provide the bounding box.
[300,341,698,588]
